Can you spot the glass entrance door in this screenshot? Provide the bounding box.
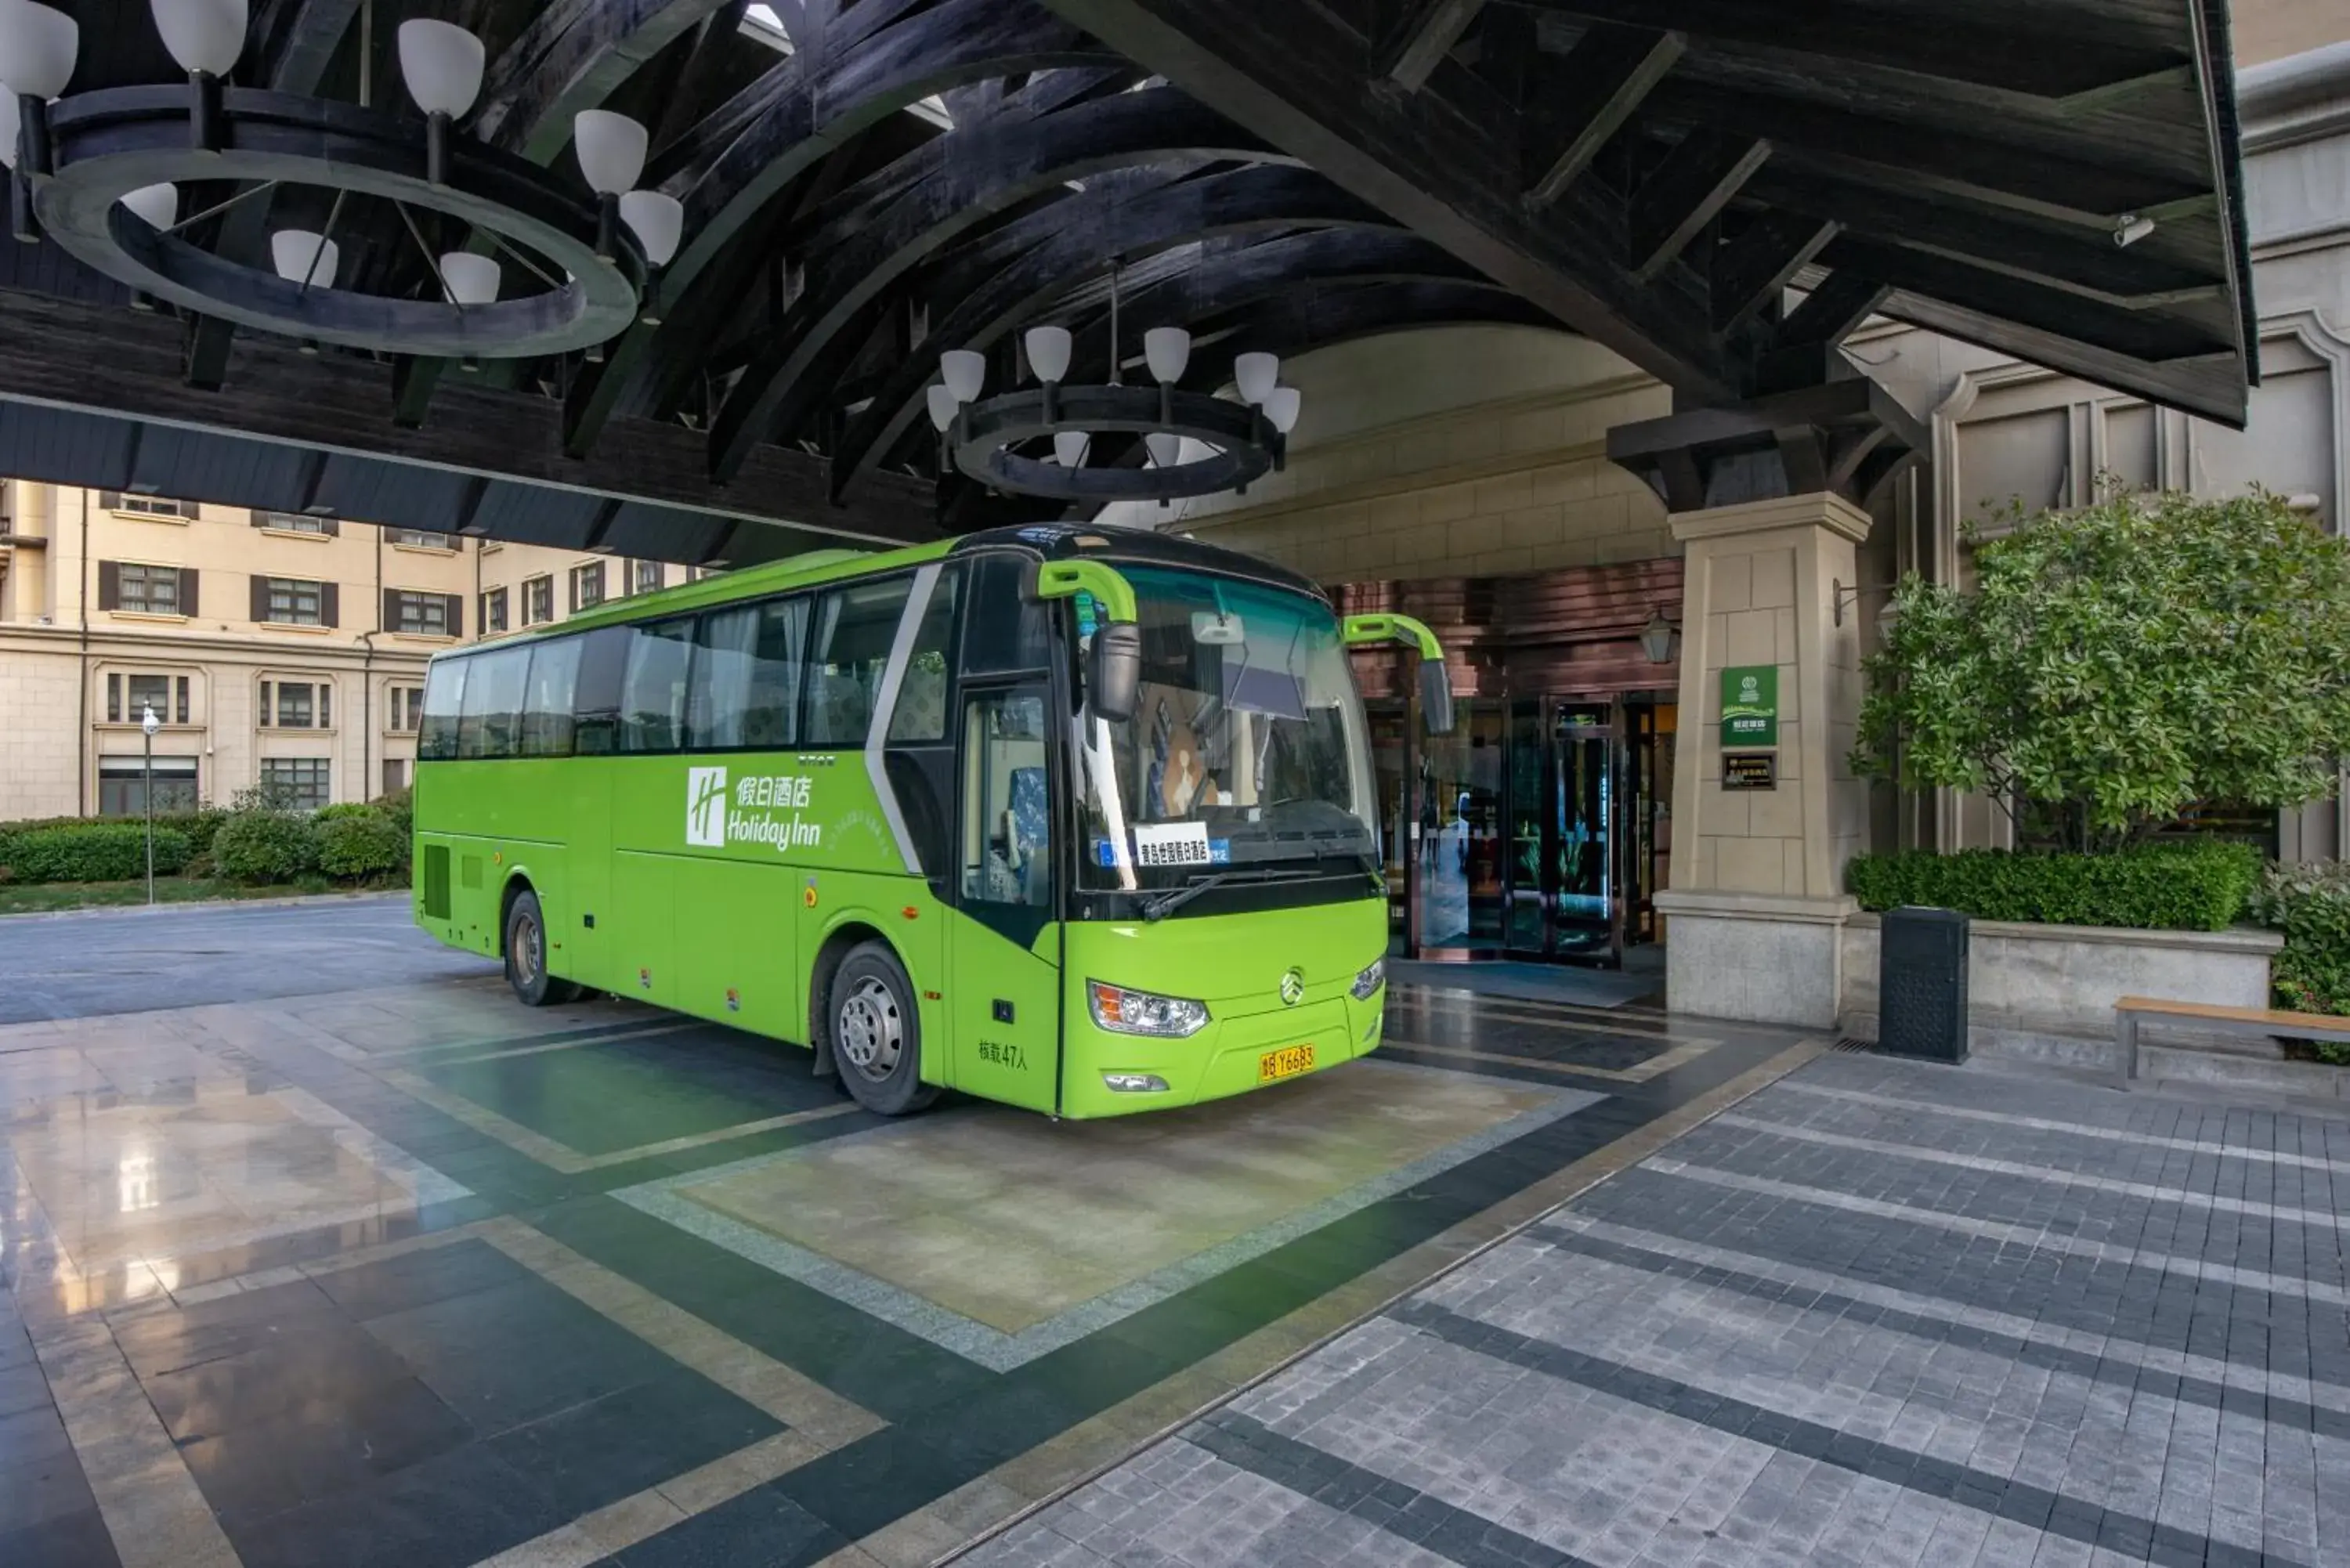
[1551,703,1620,963]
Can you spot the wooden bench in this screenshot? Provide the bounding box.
[2114,995,2350,1082]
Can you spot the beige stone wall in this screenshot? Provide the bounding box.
[1098,327,1674,585]
[1669,495,1871,903]
[2232,0,2345,67]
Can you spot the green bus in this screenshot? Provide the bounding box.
[412,522,1449,1118]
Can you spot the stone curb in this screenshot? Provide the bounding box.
[0,891,410,923]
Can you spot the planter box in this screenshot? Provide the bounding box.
[1841,913,2283,1068]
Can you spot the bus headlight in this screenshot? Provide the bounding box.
[1089,980,1209,1038]
[1350,959,1386,1000]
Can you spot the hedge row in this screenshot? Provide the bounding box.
[1845,840,2262,933]
[0,793,410,887]
[0,822,193,883]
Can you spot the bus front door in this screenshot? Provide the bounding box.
[948,685,1063,1112]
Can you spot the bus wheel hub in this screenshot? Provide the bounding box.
[839,978,902,1077]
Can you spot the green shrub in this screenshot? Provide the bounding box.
[0,822,191,883]
[212,811,321,883]
[2246,862,2350,1061]
[316,810,406,879]
[1846,840,2261,932]
[313,802,374,822]
[0,806,227,862]
[378,786,414,845]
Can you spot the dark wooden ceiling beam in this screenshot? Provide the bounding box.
[708,87,1277,481]
[1379,0,1488,92]
[565,0,1117,457]
[1747,167,2228,309]
[473,0,739,161]
[1521,23,1684,208]
[1709,211,1836,332]
[1497,0,2190,99]
[1747,266,1885,395]
[0,284,938,546]
[1641,79,2204,222]
[1629,129,1769,280]
[1036,0,1743,406]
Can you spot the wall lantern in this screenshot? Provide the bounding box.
[1639,609,1676,664]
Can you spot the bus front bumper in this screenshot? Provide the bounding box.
[1058,901,1389,1119]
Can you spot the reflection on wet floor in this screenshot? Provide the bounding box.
[0,944,1808,1568]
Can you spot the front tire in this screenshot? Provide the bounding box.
[504,890,580,1006]
[829,941,938,1116]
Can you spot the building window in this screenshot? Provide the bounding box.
[100,492,195,518]
[631,559,664,595]
[382,758,408,795]
[258,576,327,626]
[98,757,199,815]
[569,561,606,614]
[389,685,425,732]
[117,562,183,615]
[251,509,338,535]
[388,590,451,637]
[260,758,331,811]
[391,529,454,549]
[258,679,331,729]
[106,672,190,725]
[483,586,509,634]
[524,576,553,625]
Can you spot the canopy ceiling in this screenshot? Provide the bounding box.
[0,0,2255,563]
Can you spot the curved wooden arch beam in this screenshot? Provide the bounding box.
[562,0,1119,456]
[830,163,1388,496]
[709,86,1276,482]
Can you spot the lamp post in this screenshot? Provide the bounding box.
[139,702,160,903]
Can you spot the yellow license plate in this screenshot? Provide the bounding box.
[1257,1044,1316,1083]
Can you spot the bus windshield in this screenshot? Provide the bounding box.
[1074,566,1377,895]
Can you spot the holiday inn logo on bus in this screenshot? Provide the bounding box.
[687,767,730,847]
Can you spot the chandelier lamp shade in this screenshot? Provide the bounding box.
[1,1,692,363]
[927,317,1301,504]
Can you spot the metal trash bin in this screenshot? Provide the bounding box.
[1878,905,1969,1062]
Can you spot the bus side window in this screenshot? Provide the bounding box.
[804,578,911,747]
[690,598,806,750]
[520,638,582,758]
[961,556,1050,674]
[961,687,1051,907]
[888,568,959,744]
[419,659,467,762]
[621,616,696,753]
[457,646,529,761]
[572,627,629,756]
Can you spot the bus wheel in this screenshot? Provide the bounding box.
[830,941,938,1116]
[504,891,580,1007]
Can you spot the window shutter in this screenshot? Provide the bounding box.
[250,508,268,528]
[99,490,125,509]
[179,568,199,618]
[321,581,340,627]
[445,593,463,638]
[259,680,272,727]
[322,518,340,537]
[383,587,400,631]
[250,574,269,622]
[96,559,120,610]
[567,569,579,614]
[320,683,331,728]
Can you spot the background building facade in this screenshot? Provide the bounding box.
[0,486,701,818]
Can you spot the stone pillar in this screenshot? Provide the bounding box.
[1606,378,1924,1028]
[1652,493,1870,1026]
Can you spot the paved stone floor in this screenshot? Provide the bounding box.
[971,1053,2350,1568]
[0,901,1817,1568]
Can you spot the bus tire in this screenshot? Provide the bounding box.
[830,941,938,1116]
[504,890,580,1007]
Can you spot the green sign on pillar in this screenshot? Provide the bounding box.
[1721,665,1778,747]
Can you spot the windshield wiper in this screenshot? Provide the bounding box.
[1140,867,1296,922]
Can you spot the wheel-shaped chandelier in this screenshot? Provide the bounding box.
[0,1,689,361]
[926,302,1303,504]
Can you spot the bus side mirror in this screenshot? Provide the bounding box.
[1089,622,1142,724]
[1419,659,1455,735]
